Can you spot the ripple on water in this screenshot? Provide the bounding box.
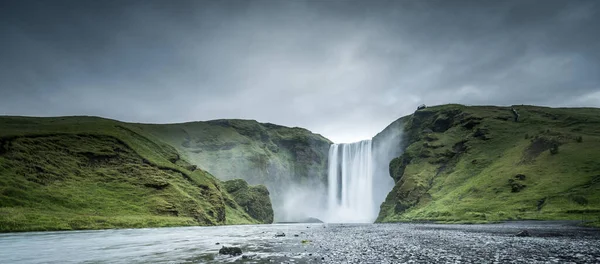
[1,222,599,263]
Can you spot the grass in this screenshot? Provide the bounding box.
[0,116,261,232]
[0,208,197,232]
[377,105,600,227]
[133,119,331,219]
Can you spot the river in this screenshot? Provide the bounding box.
[1,222,599,263]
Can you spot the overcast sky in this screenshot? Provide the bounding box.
[1,0,599,143]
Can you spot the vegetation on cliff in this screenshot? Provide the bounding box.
[0,116,268,232]
[223,179,273,224]
[134,119,331,221]
[376,105,600,226]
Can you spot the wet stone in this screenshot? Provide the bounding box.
[515,230,531,237]
[218,246,242,256]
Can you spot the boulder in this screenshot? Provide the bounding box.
[515,230,530,237]
[219,246,243,256]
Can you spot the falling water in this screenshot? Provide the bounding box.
[327,140,375,223]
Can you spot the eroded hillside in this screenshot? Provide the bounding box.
[377,105,600,226]
[0,116,271,232]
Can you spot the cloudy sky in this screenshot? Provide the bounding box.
[1,0,599,143]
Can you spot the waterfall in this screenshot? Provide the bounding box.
[326,140,375,223]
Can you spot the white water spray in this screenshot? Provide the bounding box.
[326,140,375,223]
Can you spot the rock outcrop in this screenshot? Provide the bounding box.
[223,179,274,224]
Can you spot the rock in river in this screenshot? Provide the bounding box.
[515,230,531,237]
[219,246,242,256]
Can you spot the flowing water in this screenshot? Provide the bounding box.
[1,222,599,263]
[327,140,375,223]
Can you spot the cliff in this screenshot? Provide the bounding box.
[376,104,600,226]
[135,119,332,221]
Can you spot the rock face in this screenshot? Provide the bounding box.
[139,119,331,221]
[139,120,331,221]
[376,104,600,223]
[223,179,274,224]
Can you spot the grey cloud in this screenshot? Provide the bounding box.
[0,0,599,142]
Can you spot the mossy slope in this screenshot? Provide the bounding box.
[134,119,331,220]
[223,179,273,224]
[0,116,266,232]
[376,105,600,225]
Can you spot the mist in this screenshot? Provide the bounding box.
[277,179,328,222]
[371,120,405,218]
[274,118,405,223]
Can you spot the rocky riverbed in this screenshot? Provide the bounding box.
[0,221,598,263]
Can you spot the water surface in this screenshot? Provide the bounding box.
[1,222,599,263]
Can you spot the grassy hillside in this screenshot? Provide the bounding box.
[133,119,332,221]
[0,116,270,232]
[376,105,600,226]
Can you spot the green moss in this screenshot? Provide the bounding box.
[223,179,274,224]
[0,116,264,232]
[377,104,600,224]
